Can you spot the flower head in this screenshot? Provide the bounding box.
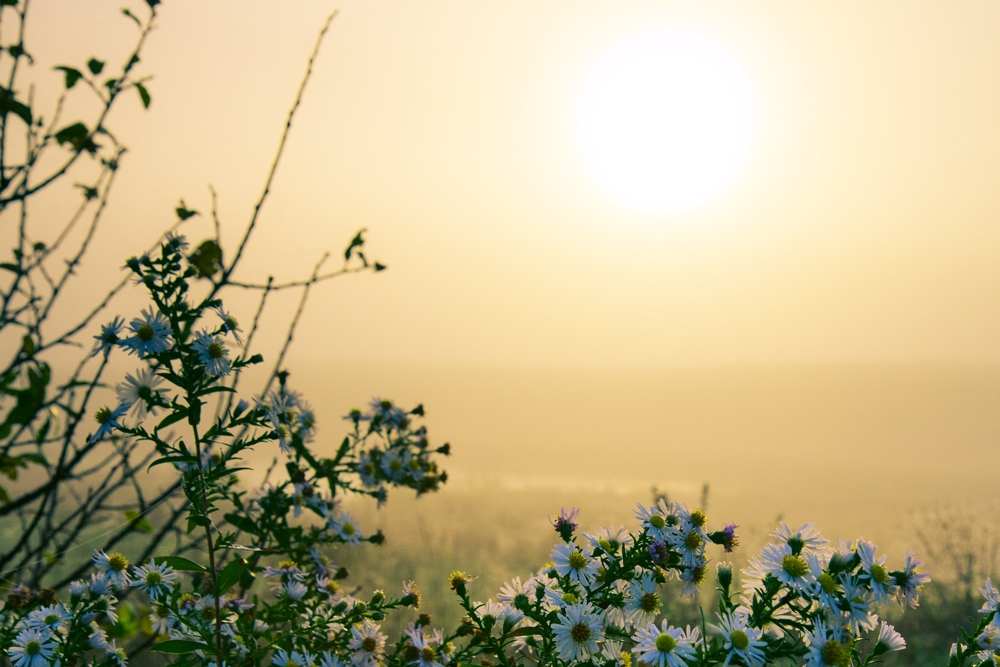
[121,307,172,358]
[710,612,766,667]
[192,331,232,377]
[8,627,59,667]
[92,550,131,589]
[88,402,130,444]
[214,306,244,345]
[552,602,605,662]
[551,541,600,588]
[131,559,176,600]
[92,316,125,357]
[632,620,698,667]
[117,368,165,420]
[348,620,386,667]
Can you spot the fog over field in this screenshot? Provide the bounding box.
[278,361,1000,548]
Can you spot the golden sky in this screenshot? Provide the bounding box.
[28,0,1000,370]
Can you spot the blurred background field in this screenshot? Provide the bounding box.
[274,361,1000,666]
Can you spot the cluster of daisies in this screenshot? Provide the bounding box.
[347,397,451,500]
[952,577,1000,667]
[87,236,246,446]
[2,551,178,667]
[447,502,741,667]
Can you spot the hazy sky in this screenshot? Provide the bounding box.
[27,0,1000,370]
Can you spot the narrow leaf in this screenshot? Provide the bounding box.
[135,82,151,109]
[151,640,212,654]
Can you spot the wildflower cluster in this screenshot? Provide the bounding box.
[440,509,940,667]
[0,232,994,667]
[0,233,450,667]
[448,499,733,667]
[949,577,1000,667]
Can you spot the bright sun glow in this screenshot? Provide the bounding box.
[578,29,755,212]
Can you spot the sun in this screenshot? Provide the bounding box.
[578,29,755,213]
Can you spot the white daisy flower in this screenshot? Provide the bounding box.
[807,552,841,612]
[355,450,380,488]
[745,543,815,593]
[25,604,71,632]
[497,576,532,606]
[804,618,852,667]
[88,403,130,444]
[213,306,244,345]
[7,627,58,667]
[625,572,662,627]
[666,523,707,568]
[410,630,444,667]
[632,620,698,667]
[149,612,176,636]
[585,525,635,556]
[348,620,386,667]
[131,558,176,600]
[283,581,308,601]
[635,500,677,541]
[551,541,600,588]
[192,331,231,377]
[121,307,172,358]
[981,577,1000,621]
[273,649,310,667]
[841,575,877,634]
[771,522,829,556]
[328,511,364,544]
[856,540,894,605]
[552,602,605,662]
[117,368,165,420]
[894,551,931,609]
[92,550,131,589]
[710,611,766,667]
[874,621,906,653]
[89,622,111,650]
[92,316,125,358]
[380,448,408,481]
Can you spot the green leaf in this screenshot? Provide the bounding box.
[187,398,202,426]
[216,557,245,596]
[53,122,99,153]
[0,262,20,274]
[0,87,32,125]
[54,66,83,89]
[87,58,105,75]
[151,640,212,654]
[188,239,221,278]
[153,556,207,573]
[0,485,9,503]
[124,510,153,533]
[344,228,367,261]
[175,200,199,221]
[0,1,19,6]
[224,512,258,536]
[374,261,387,272]
[135,82,151,109]
[147,455,197,472]
[155,408,189,432]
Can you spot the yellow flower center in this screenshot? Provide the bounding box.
[568,552,587,570]
[781,555,809,579]
[730,630,749,650]
[870,563,888,585]
[640,592,661,613]
[650,515,666,529]
[655,633,676,653]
